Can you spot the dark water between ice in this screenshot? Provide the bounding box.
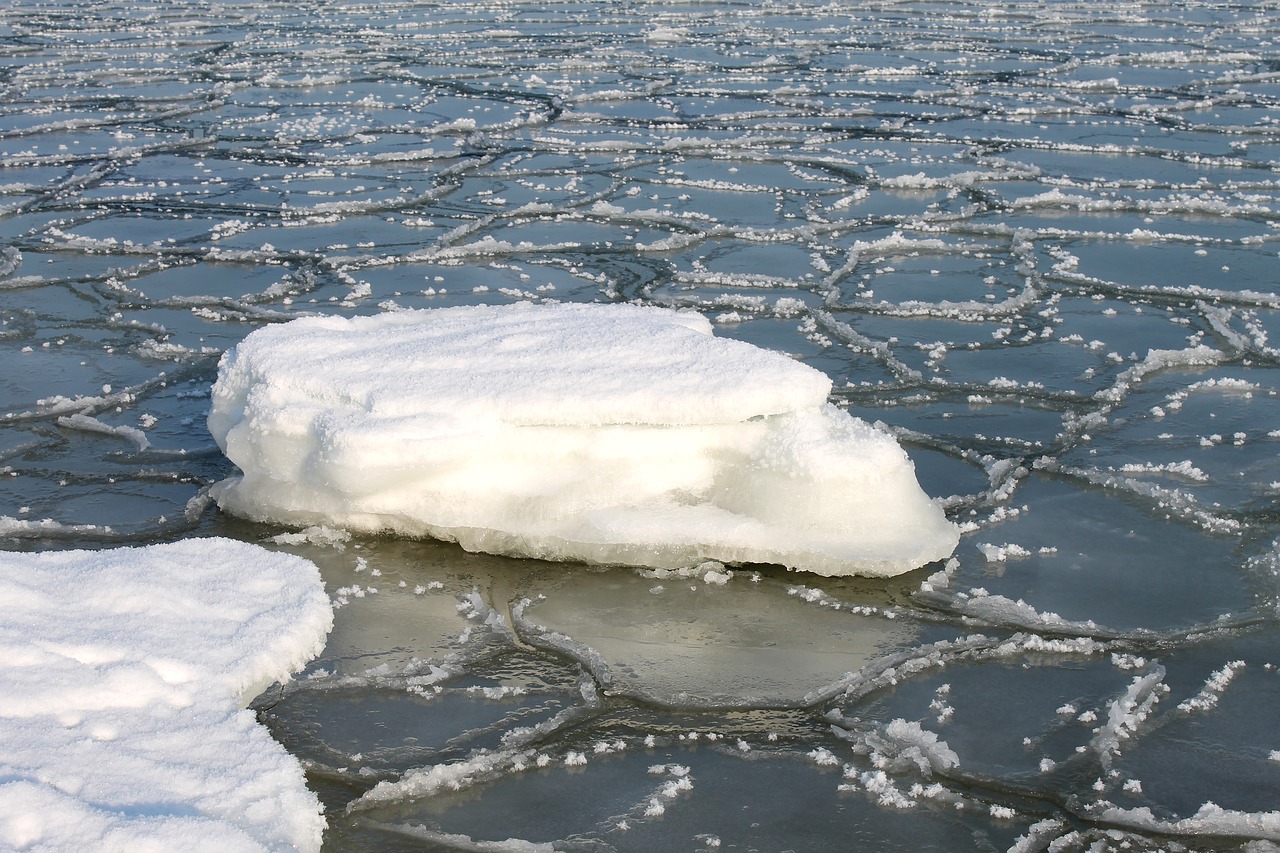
[3,1,1280,850]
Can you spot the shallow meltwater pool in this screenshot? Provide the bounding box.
[2,1,1279,850]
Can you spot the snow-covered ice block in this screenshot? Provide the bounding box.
[209,303,958,577]
[0,538,333,852]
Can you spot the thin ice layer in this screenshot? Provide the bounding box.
[209,303,958,577]
[0,539,333,852]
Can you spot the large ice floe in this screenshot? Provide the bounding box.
[0,539,333,852]
[208,303,958,577]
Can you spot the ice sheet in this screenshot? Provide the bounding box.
[4,0,1280,850]
[208,303,958,577]
[513,564,915,706]
[0,539,333,852]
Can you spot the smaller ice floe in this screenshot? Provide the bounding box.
[0,538,333,851]
[209,303,958,577]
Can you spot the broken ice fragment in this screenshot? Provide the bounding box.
[209,303,958,577]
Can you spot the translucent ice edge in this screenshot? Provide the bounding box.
[208,303,959,577]
[0,538,333,851]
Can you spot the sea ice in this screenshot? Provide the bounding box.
[208,303,958,576]
[0,538,333,851]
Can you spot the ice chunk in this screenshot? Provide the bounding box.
[0,539,333,851]
[209,303,958,577]
[866,719,959,776]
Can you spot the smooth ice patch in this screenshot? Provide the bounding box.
[515,569,915,706]
[208,303,958,577]
[0,538,333,852]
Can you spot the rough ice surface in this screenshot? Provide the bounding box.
[209,303,958,577]
[3,0,1280,850]
[0,539,333,851]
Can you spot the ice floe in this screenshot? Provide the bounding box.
[209,303,958,576]
[0,539,332,851]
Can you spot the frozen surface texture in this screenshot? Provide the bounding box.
[3,0,1280,850]
[208,304,958,576]
[0,539,333,852]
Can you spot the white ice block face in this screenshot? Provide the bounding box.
[209,303,958,577]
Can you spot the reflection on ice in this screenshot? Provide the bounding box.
[932,474,1254,633]
[515,566,915,707]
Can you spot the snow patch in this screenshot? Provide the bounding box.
[0,539,333,851]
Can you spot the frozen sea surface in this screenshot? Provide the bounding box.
[2,0,1279,850]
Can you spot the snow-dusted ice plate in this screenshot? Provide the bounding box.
[208,303,959,577]
[0,539,333,851]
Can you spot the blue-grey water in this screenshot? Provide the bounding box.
[3,1,1280,850]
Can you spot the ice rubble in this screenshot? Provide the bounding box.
[0,539,333,852]
[209,303,958,577]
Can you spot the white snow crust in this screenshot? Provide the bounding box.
[0,538,333,852]
[208,303,959,577]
